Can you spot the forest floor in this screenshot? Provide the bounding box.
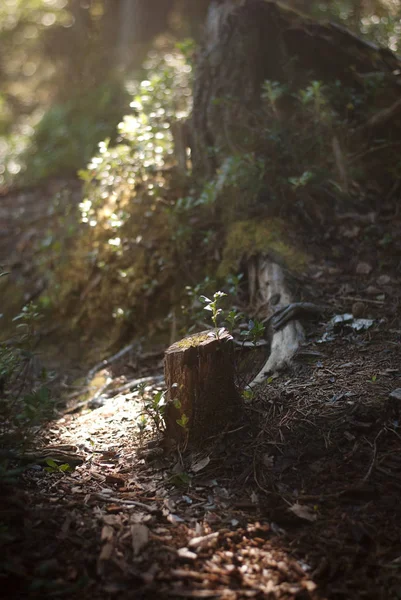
[1,180,401,599]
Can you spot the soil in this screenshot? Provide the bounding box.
[1,180,401,599]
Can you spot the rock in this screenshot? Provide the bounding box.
[389,388,401,401]
[352,301,365,318]
[366,285,379,296]
[377,274,391,286]
[356,262,372,275]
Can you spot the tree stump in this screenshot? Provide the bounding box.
[164,330,240,447]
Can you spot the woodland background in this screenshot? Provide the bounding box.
[1,3,401,598]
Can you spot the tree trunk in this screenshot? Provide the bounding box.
[164,330,240,447]
[186,0,401,389]
[191,0,401,177]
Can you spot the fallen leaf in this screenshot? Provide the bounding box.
[356,261,372,275]
[191,456,210,473]
[251,491,259,504]
[105,473,125,486]
[390,388,401,401]
[131,523,149,556]
[289,503,317,522]
[377,274,390,286]
[188,532,219,550]
[98,541,114,562]
[101,525,114,542]
[177,547,197,560]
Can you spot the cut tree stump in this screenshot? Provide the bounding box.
[164,330,240,447]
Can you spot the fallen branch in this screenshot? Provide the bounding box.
[248,257,305,387]
[108,374,164,397]
[86,342,137,385]
[93,493,157,513]
[362,96,401,131]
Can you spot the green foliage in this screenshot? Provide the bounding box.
[136,384,166,433]
[47,50,193,340]
[41,11,397,351]
[169,471,191,487]
[0,0,69,186]
[225,309,243,332]
[241,388,254,402]
[200,291,227,329]
[299,81,330,120]
[240,319,266,345]
[309,0,401,52]
[0,300,53,446]
[44,459,72,474]
[0,0,130,187]
[262,80,288,112]
[176,413,189,429]
[197,286,266,346]
[288,171,315,190]
[79,51,192,215]
[20,82,128,184]
[219,218,308,278]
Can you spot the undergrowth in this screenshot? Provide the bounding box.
[0,288,54,450]
[42,44,394,347]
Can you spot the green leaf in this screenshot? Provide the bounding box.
[177,413,189,428]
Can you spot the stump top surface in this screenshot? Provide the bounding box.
[166,329,232,354]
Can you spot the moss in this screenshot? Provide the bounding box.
[175,331,214,349]
[218,218,308,277]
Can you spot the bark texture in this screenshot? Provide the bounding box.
[164,330,240,446]
[248,256,304,386]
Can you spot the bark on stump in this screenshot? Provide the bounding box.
[164,330,240,447]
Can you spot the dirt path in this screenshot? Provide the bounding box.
[1,184,401,599]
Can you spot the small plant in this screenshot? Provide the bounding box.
[225,309,243,332]
[176,413,189,429]
[241,388,254,401]
[226,273,244,296]
[44,459,72,474]
[136,384,166,433]
[241,319,266,345]
[288,170,315,190]
[0,301,53,447]
[200,291,227,329]
[12,302,43,352]
[262,80,288,115]
[169,471,191,487]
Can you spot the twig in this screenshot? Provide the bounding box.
[65,380,112,414]
[108,374,164,396]
[337,295,385,305]
[93,493,158,513]
[86,342,137,384]
[362,96,401,131]
[363,429,383,482]
[233,338,268,347]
